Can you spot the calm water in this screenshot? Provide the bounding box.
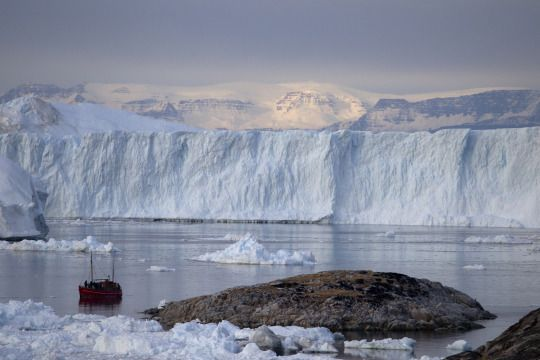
[1,220,539,358]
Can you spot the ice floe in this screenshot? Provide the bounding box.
[344,337,416,351]
[192,233,316,265]
[0,299,339,359]
[146,266,176,272]
[463,264,485,270]
[376,231,396,238]
[446,339,472,351]
[0,236,117,253]
[464,234,533,244]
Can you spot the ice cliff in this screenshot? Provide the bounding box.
[0,156,48,239]
[0,127,538,227]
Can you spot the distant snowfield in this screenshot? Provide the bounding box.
[0,96,198,136]
[192,233,316,265]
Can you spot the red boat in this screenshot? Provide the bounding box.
[79,252,122,301]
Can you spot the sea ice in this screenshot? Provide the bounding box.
[0,299,339,359]
[464,235,533,244]
[146,266,176,272]
[344,337,416,351]
[446,339,472,351]
[0,236,117,252]
[192,233,316,265]
[463,264,485,270]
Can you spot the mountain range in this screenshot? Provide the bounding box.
[1,82,539,131]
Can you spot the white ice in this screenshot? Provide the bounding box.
[344,337,416,351]
[0,156,47,239]
[192,233,316,265]
[0,299,338,360]
[2,127,539,227]
[446,339,472,352]
[376,231,396,238]
[146,266,176,272]
[463,264,485,270]
[464,235,533,244]
[0,236,117,253]
[0,95,198,136]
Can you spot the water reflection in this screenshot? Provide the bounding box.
[0,220,538,358]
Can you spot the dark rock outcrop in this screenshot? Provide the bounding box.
[147,270,495,332]
[446,307,540,360]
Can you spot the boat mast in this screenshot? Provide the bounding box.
[112,252,115,281]
[90,251,94,282]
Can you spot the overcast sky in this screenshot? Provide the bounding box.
[0,0,539,93]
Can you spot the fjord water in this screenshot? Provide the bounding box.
[1,220,538,358]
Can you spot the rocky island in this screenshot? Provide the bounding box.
[147,270,495,332]
[447,307,540,360]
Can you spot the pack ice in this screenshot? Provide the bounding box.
[1,127,539,227]
[0,300,341,360]
[0,156,48,240]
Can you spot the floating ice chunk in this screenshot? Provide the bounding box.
[0,299,63,330]
[464,235,533,244]
[447,339,472,351]
[146,266,176,272]
[376,231,396,238]
[463,264,485,270]
[158,299,168,309]
[1,299,342,359]
[192,233,316,265]
[0,236,117,253]
[344,337,416,351]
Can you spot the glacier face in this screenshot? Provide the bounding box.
[0,156,48,239]
[0,128,538,227]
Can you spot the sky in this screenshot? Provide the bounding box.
[0,0,539,94]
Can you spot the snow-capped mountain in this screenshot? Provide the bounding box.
[2,82,540,131]
[0,96,197,136]
[339,90,540,132]
[0,82,370,129]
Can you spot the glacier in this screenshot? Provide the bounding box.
[0,156,48,239]
[0,127,539,227]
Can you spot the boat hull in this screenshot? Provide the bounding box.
[79,286,122,300]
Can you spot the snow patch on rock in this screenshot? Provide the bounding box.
[192,233,316,265]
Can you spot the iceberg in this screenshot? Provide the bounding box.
[0,299,337,360]
[446,339,472,351]
[0,156,48,240]
[192,233,316,265]
[1,127,539,227]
